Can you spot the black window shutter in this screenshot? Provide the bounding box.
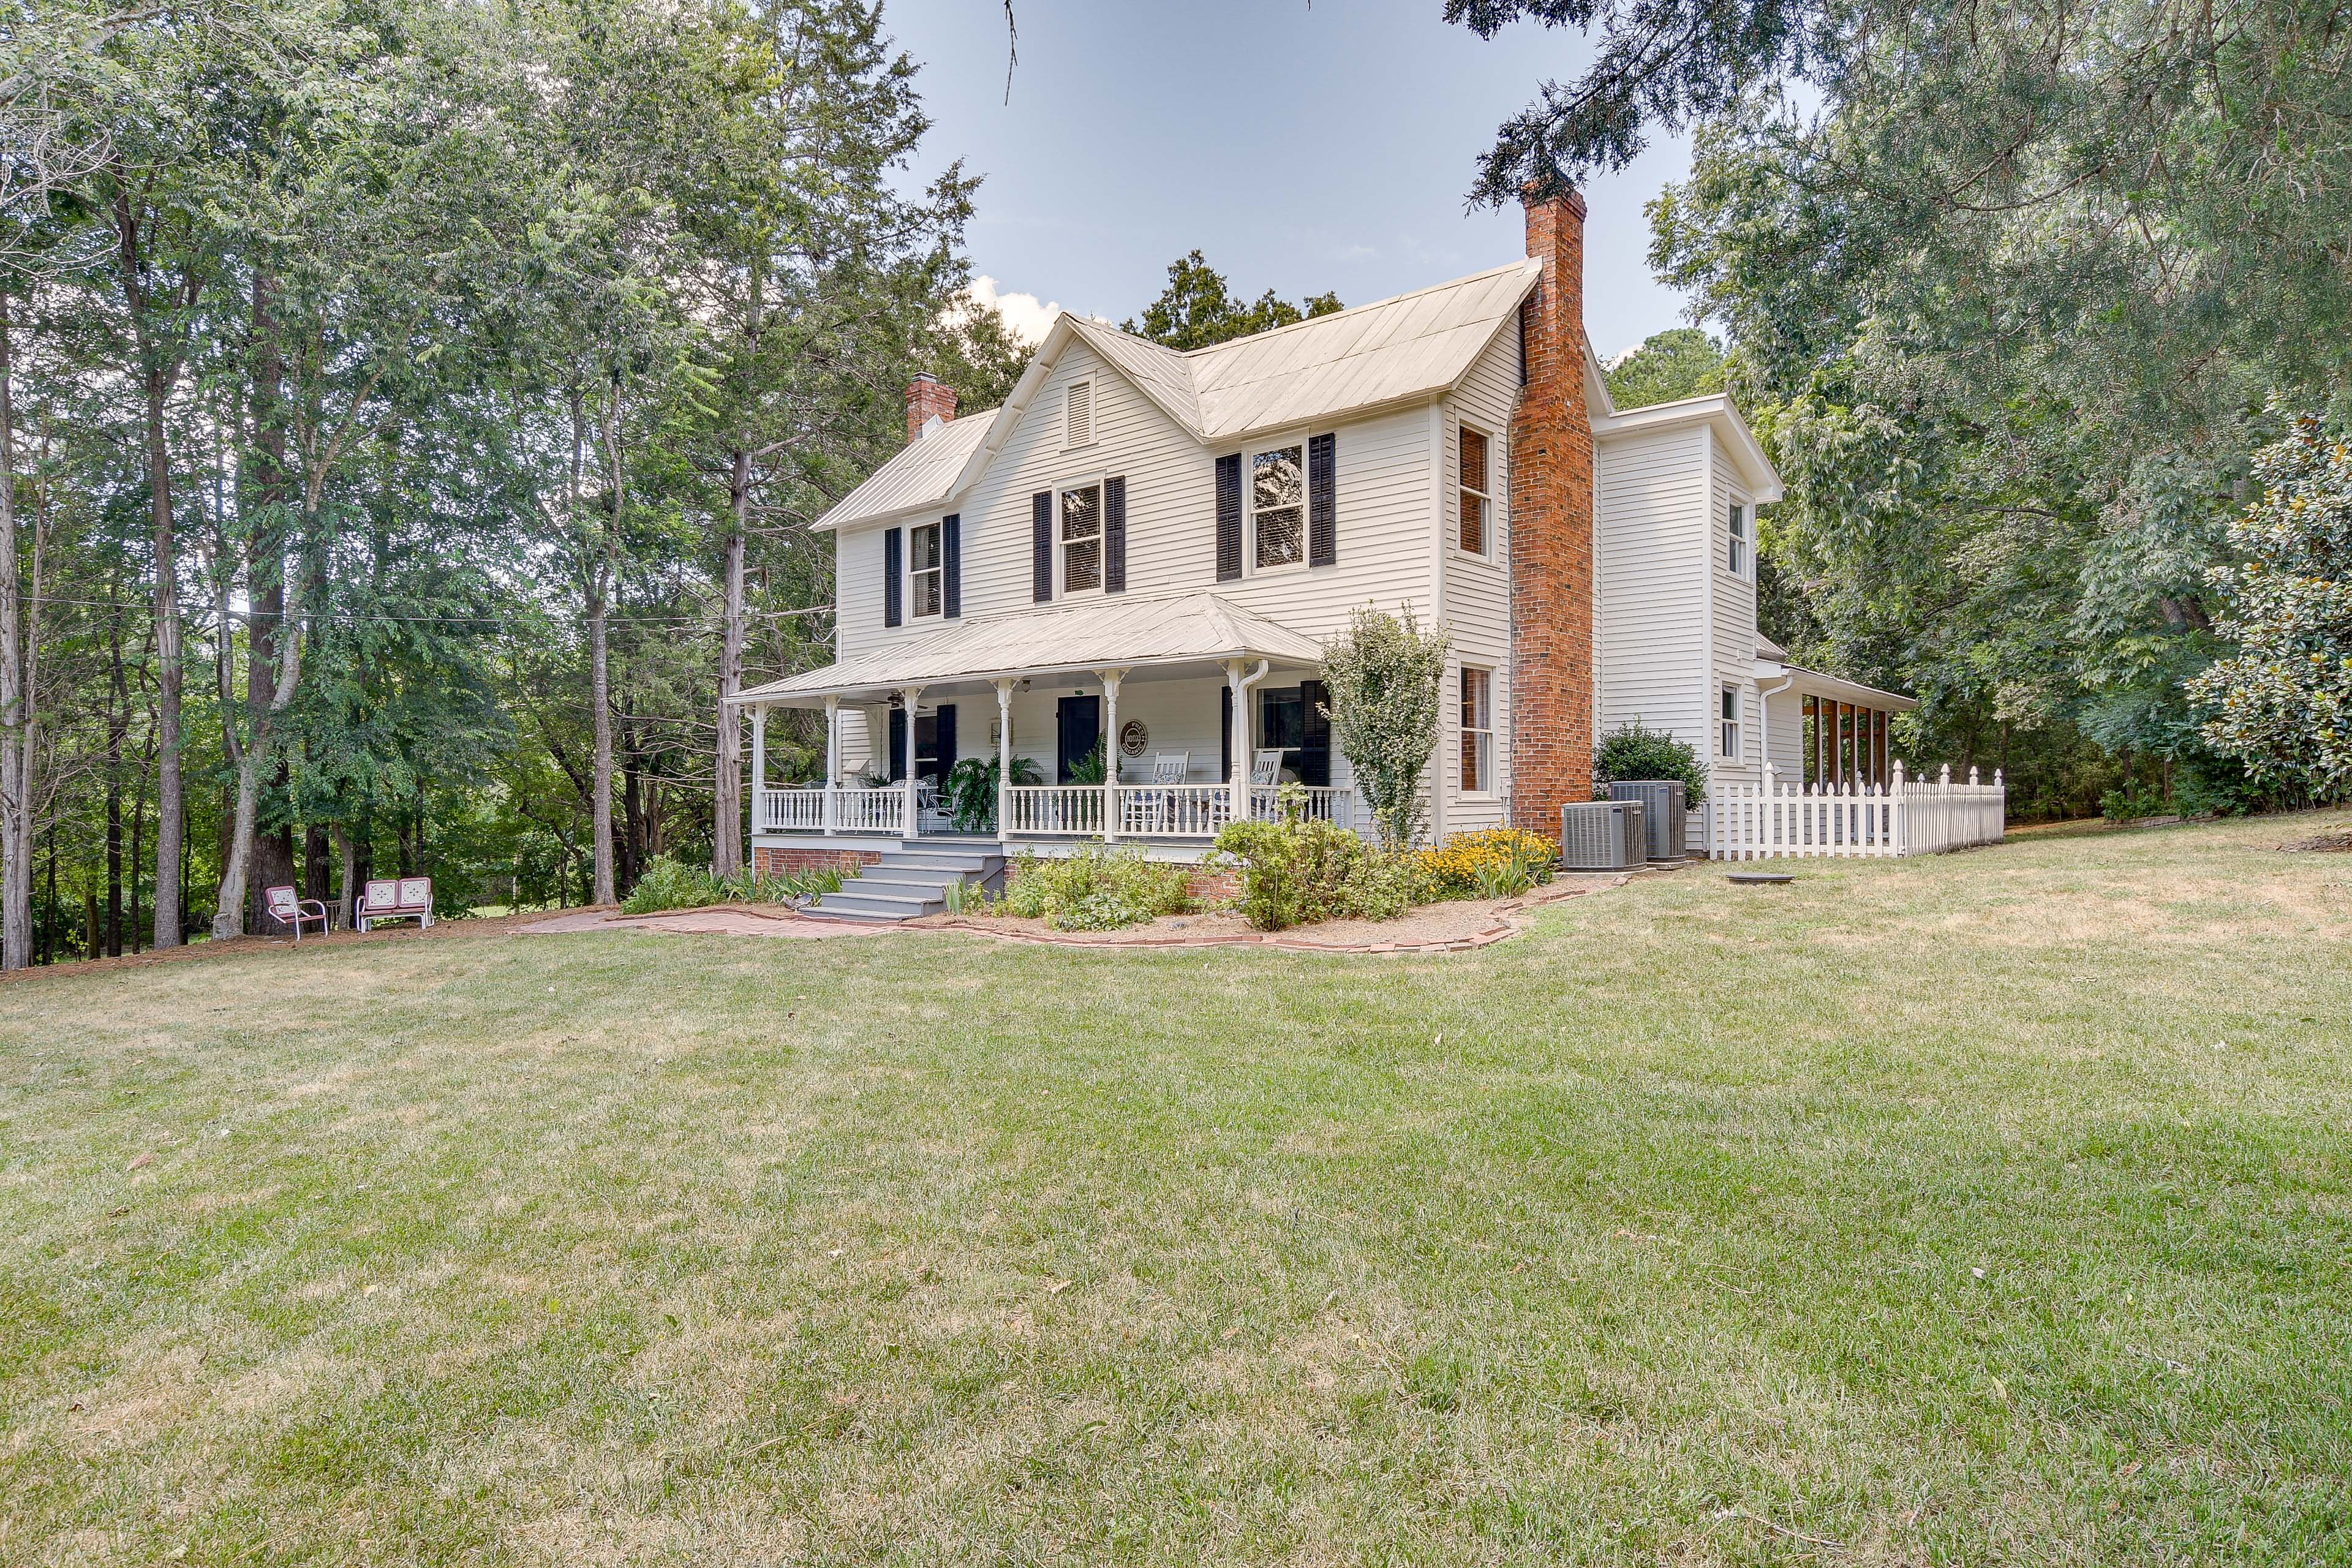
[1300,677,1332,787]
[1220,682,1233,780]
[1215,453,1242,582]
[942,514,961,619]
[1307,432,1336,567]
[886,706,906,783]
[1031,490,1052,601]
[935,703,956,777]
[1103,475,1126,592]
[883,527,902,628]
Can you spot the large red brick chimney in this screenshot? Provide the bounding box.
[905,373,957,445]
[1509,185,1597,838]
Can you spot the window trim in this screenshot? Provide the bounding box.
[1063,378,1096,451]
[907,519,944,620]
[1055,473,1108,599]
[1726,497,1753,581]
[1245,431,1312,578]
[1455,421,1494,561]
[1719,684,1743,760]
[1460,665,1496,796]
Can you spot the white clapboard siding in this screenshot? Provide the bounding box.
[1708,429,1763,791]
[1438,323,1521,834]
[1594,424,1711,751]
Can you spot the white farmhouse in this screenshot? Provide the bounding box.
[730,190,1914,916]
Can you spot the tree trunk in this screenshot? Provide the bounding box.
[0,294,31,970]
[105,592,127,955]
[588,379,622,906]
[712,446,750,875]
[238,273,295,936]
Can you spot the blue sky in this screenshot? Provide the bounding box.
[884,0,1695,361]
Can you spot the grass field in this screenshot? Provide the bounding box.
[3,812,2349,1565]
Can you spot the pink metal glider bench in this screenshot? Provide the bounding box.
[356,876,434,932]
[263,884,331,943]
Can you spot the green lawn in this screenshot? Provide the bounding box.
[4,813,2350,1565]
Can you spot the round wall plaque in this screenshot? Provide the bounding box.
[1118,719,1148,758]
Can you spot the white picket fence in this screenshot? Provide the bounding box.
[1710,763,2005,860]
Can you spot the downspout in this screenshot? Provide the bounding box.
[1228,658,1270,825]
[1757,669,1795,783]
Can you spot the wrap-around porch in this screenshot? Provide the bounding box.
[731,594,1360,854]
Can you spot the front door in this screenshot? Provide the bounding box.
[1056,695,1101,784]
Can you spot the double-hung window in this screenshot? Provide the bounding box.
[1060,481,1102,593]
[908,521,943,618]
[1251,442,1305,570]
[1458,426,1491,556]
[1727,500,1751,578]
[1461,666,1494,793]
[1720,685,1742,760]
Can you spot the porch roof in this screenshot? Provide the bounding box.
[733,593,1325,706]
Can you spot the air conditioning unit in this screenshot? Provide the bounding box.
[1560,799,1647,871]
[1607,780,1687,861]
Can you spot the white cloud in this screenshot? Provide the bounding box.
[959,276,1064,346]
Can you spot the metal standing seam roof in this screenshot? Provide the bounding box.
[813,259,1544,532]
[811,409,994,537]
[731,592,1327,704]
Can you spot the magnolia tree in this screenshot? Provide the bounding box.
[2188,412,2352,798]
[1319,607,1450,849]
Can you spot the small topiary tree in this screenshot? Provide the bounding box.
[2188,409,2352,801]
[1319,606,1451,848]
[1593,720,1708,804]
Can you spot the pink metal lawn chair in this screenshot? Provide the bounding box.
[263,884,330,943]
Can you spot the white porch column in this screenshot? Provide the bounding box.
[749,703,766,849]
[993,679,1015,841]
[1098,668,1126,843]
[1225,660,1248,827]
[900,686,924,839]
[821,695,840,834]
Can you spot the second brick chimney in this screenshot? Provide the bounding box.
[905,373,957,445]
[1508,186,1597,838]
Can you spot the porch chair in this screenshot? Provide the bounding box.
[1249,747,1287,819]
[356,876,434,932]
[263,884,330,943]
[1127,751,1190,834]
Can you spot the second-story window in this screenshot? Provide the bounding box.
[908,521,942,617]
[1061,481,1102,592]
[1728,500,1751,578]
[1252,443,1305,570]
[1459,426,1491,555]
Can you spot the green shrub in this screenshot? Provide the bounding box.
[941,754,1047,832]
[1594,720,1708,805]
[1212,815,1427,930]
[620,854,844,914]
[2099,782,2175,822]
[1000,847,1191,930]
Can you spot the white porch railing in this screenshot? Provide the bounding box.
[1117,783,1232,838]
[1005,784,1105,836]
[753,780,1364,843]
[1252,785,1356,831]
[832,786,907,834]
[1710,763,2004,860]
[758,786,826,833]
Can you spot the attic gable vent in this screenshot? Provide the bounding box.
[1064,380,1094,449]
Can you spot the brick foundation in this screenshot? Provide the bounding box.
[754,846,881,878]
[1184,869,1241,903]
[1509,186,1597,838]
